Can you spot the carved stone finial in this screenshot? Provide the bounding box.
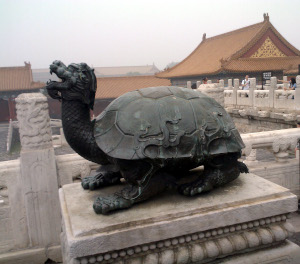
[202,33,206,41]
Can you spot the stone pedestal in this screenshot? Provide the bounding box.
[60,173,300,264]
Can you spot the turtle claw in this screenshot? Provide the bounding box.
[93,194,133,214]
[81,171,121,190]
[179,180,212,196]
[82,176,102,190]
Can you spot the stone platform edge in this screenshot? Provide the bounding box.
[59,186,298,259]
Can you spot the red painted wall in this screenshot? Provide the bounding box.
[0,99,9,122]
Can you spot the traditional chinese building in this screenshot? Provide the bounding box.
[156,14,300,86]
[0,62,44,121]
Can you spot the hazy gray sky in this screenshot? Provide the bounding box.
[0,0,299,70]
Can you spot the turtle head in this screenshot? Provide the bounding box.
[46,60,97,110]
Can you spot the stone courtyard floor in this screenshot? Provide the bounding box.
[0,121,300,263]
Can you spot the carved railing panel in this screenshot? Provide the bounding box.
[253,90,269,109]
[274,90,295,110]
[241,128,300,162]
[237,90,250,106]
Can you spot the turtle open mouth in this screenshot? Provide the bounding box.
[47,60,69,86]
[46,60,69,99]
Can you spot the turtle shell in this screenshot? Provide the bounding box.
[94,86,244,160]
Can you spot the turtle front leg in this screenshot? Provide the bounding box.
[179,154,248,196]
[82,164,122,190]
[93,185,136,214]
[93,171,176,214]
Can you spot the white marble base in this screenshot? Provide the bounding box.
[59,173,300,264]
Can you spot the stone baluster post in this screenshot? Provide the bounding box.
[295,75,300,111]
[283,76,288,90]
[228,79,233,89]
[187,81,191,89]
[196,81,201,88]
[233,79,239,106]
[16,93,61,247]
[269,76,276,109]
[249,78,255,107]
[219,79,224,88]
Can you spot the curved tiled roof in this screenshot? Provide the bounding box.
[96,75,171,99]
[0,64,33,92]
[157,17,300,78]
[0,63,44,92]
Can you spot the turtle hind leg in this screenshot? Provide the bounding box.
[82,164,122,190]
[179,153,247,197]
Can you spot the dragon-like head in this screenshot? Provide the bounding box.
[46,60,97,110]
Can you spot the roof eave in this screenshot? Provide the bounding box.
[158,69,225,79]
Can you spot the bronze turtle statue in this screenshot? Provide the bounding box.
[46,60,248,214]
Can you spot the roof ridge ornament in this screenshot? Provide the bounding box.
[263,13,269,21]
[202,33,206,42]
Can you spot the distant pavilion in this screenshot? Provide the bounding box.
[156,14,300,86]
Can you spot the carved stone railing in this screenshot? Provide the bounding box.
[56,154,98,186]
[0,94,64,263]
[241,128,300,196]
[0,94,98,263]
[224,75,300,113]
[241,128,299,162]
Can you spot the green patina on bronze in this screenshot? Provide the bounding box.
[46,60,248,215]
[94,86,244,160]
